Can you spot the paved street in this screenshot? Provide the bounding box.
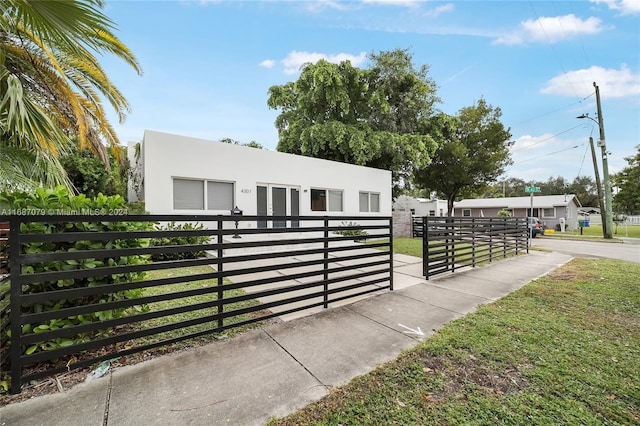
[532,237,640,263]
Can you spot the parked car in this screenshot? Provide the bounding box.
[528,217,544,238]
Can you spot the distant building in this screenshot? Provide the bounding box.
[453,195,582,230]
[393,195,448,217]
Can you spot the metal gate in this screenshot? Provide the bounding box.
[422,217,528,279]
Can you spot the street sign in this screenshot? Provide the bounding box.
[525,186,541,193]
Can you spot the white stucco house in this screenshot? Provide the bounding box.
[128,130,392,228]
[453,195,582,231]
[393,195,448,217]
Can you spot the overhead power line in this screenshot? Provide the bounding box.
[513,144,582,164]
[511,123,585,153]
[528,1,581,100]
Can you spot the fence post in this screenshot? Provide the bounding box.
[9,216,22,394]
[503,218,507,258]
[323,217,329,308]
[525,218,529,254]
[471,218,476,267]
[216,217,224,329]
[451,222,456,273]
[488,217,494,263]
[389,217,394,291]
[423,217,429,279]
[449,217,455,274]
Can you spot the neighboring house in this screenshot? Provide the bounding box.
[453,195,582,231]
[393,195,448,217]
[128,130,391,228]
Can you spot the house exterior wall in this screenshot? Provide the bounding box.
[453,203,580,231]
[131,131,392,227]
[453,207,504,217]
[393,195,447,217]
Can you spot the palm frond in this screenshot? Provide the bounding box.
[0,144,74,192]
[1,0,141,179]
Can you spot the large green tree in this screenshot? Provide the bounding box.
[59,144,128,199]
[219,138,264,149]
[612,145,640,215]
[486,175,598,207]
[0,0,141,191]
[568,175,598,207]
[537,176,569,195]
[482,177,527,198]
[415,99,513,215]
[267,49,440,197]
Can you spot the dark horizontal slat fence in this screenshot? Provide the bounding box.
[0,221,9,372]
[0,214,392,394]
[423,217,528,279]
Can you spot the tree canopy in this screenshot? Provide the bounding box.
[59,144,128,199]
[0,0,141,191]
[483,175,600,208]
[414,99,513,215]
[267,49,440,197]
[612,145,640,215]
[219,138,264,149]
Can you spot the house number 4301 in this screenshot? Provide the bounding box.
[241,189,251,194]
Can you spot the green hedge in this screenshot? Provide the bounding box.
[0,186,153,355]
[150,221,210,261]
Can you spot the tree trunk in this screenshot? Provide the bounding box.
[447,195,456,217]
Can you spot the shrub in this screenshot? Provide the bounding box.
[0,186,153,356]
[334,221,369,240]
[150,222,210,261]
[126,201,148,214]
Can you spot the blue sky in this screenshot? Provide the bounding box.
[101,0,639,184]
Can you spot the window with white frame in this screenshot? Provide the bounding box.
[311,188,343,212]
[542,208,555,218]
[429,210,435,216]
[173,178,234,211]
[462,209,471,217]
[359,191,380,213]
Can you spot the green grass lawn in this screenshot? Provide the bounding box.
[392,237,423,257]
[552,224,640,239]
[130,265,264,348]
[269,258,640,425]
[391,238,522,265]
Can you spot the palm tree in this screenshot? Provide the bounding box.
[0,0,142,191]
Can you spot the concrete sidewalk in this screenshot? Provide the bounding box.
[0,250,572,426]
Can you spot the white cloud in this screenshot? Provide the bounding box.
[304,0,351,13]
[511,133,563,154]
[508,133,586,180]
[361,0,421,6]
[423,3,455,18]
[259,59,276,69]
[541,65,640,99]
[591,0,640,15]
[494,14,604,45]
[281,51,368,75]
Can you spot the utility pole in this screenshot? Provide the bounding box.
[594,82,613,239]
[589,136,606,238]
